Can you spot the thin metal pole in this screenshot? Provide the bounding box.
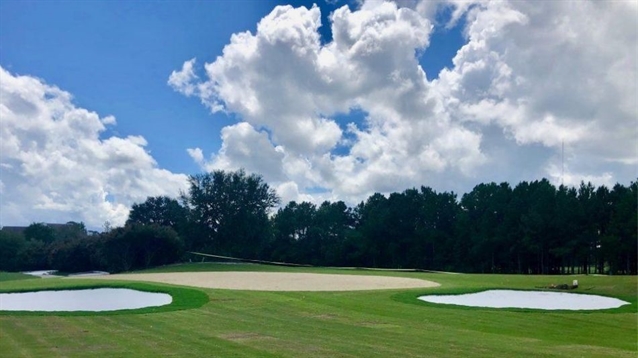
[561,140,564,186]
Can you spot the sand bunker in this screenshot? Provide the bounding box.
[418,290,630,310]
[1,288,171,312]
[86,272,439,291]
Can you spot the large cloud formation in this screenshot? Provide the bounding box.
[171,0,637,204]
[0,67,188,228]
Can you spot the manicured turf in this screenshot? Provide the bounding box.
[0,265,636,357]
[0,272,36,282]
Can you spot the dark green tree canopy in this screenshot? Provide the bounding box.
[23,223,56,244]
[1,176,634,275]
[100,223,184,273]
[55,221,88,241]
[182,169,279,257]
[127,196,189,230]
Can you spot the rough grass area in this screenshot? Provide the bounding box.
[1,264,636,357]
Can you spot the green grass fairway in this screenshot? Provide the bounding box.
[0,272,34,282]
[1,264,636,357]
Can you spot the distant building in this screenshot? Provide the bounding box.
[0,222,77,234]
[42,223,72,231]
[0,226,28,234]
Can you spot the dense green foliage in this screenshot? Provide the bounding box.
[126,196,189,232]
[99,224,184,272]
[265,179,637,274]
[0,222,184,273]
[0,265,635,357]
[182,169,279,257]
[1,170,635,275]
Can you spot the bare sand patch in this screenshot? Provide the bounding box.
[85,272,439,291]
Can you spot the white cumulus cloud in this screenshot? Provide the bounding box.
[171,0,637,205]
[0,66,188,228]
[435,0,637,176]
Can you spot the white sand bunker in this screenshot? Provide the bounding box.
[418,290,630,310]
[1,288,171,312]
[87,272,439,291]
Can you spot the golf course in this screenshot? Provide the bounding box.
[1,263,636,357]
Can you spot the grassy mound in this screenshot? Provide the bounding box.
[0,272,38,282]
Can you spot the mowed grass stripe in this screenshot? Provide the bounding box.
[197,288,636,357]
[397,303,634,350]
[56,316,136,357]
[201,292,517,358]
[145,312,286,357]
[193,290,495,357]
[0,319,35,358]
[84,314,231,357]
[6,318,66,358]
[156,310,303,357]
[182,295,348,357]
[283,295,559,358]
[79,315,209,357]
[358,290,635,352]
[165,278,635,355]
[98,314,281,357]
[188,291,409,357]
[145,311,285,358]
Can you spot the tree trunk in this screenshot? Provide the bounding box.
[517,253,522,274]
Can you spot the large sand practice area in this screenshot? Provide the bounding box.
[88,272,440,291]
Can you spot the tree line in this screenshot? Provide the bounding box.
[0,221,183,273]
[1,170,636,274]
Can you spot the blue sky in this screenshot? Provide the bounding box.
[1,0,281,175]
[1,0,635,228]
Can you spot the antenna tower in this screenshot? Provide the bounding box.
[561,140,564,187]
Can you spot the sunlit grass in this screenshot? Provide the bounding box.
[1,264,635,357]
[0,272,36,282]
